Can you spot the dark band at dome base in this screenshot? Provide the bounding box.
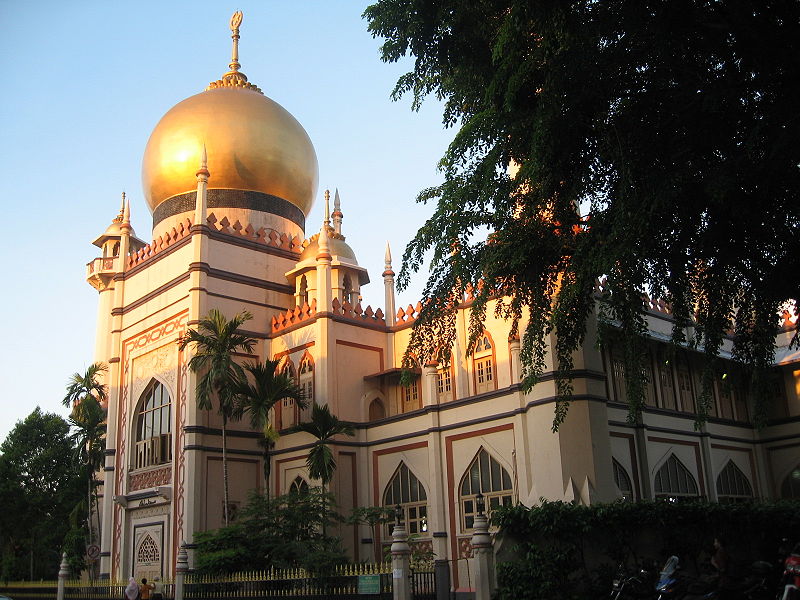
[152,189,306,230]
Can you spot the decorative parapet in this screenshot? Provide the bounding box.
[127,213,304,270]
[395,302,423,325]
[271,299,317,333]
[128,218,193,269]
[331,298,385,325]
[206,213,303,253]
[594,277,673,318]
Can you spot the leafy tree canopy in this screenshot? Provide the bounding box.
[364,0,800,428]
[0,408,83,579]
[194,488,346,575]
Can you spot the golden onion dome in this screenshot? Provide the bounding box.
[300,229,358,264]
[141,12,318,221]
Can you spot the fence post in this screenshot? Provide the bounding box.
[434,559,450,600]
[470,493,495,600]
[57,552,69,600]
[390,507,411,600]
[174,542,188,600]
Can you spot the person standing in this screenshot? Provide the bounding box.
[152,576,164,600]
[140,578,154,600]
[124,577,140,600]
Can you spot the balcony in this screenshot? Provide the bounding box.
[86,256,119,290]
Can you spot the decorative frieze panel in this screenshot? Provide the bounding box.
[129,466,171,491]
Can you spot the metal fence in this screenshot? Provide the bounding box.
[182,565,392,599]
[410,570,436,600]
[0,563,392,600]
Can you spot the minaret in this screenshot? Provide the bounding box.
[315,210,333,407]
[383,242,397,326]
[194,144,209,227]
[332,189,343,235]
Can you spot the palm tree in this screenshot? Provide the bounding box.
[69,396,107,558]
[63,362,108,408]
[291,403,355,533]
[177,309,255,525]
[231,359,306,496]
[63,362,108,577]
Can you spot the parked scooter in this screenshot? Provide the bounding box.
[777,543,800,600]
[610,561,657,599]
[680,560,775,600]
[655,556,687,599]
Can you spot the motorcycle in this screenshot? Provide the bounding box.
[610,561,657,599]
[655,556,687,599]
[777,543,800,600]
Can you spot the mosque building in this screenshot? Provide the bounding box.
[86,12,800,588]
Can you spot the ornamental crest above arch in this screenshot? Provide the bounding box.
[131,345,177,407]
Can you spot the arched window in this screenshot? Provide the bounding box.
[781,465,800,499]
[460,448,513,530]
[342,274,356,305]
[401,358,421,412]
[658,355,678,411]
[289,476,309,495]
[714,377,735,420]
[298,353,314,422]
[676,355,695,413]
[279,359,298,430]
[612,459,634,502]
[383,463,428,536]
[134,380,172,469]
[654,454,699,501]
[299,275,309,306]
[136,534,160,567]
[716,460,753,502]
[473,333,496,394]
[369,398,386,420]
[436,356,454,403]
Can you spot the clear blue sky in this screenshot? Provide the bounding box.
[0,1,453,442]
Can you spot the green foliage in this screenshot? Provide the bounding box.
[177,309,255,418]
[492,499,800,599]
[364,0,800,429]
[0,408,83,580]
[178,309,256,524]
[63,362,108,408]
[232,359,305,494]
[291,403,355,486]
[194,488,346,575]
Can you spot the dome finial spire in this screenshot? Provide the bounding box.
[324,189,331,229]
[207,11,262,93]
[228,11,243,75]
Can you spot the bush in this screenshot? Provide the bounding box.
[493,499,800,599]
[194,488,347,575]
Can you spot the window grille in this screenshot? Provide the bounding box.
[460,448,513,531]
[654,454,699,500]
[612,459,634,502]
[134,380,172,469]
[781,465,800,499]
[384,463,428,536]
[716,460,753,502]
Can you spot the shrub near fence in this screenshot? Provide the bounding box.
[493,500,800,600]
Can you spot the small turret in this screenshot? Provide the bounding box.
[87,193,145,291]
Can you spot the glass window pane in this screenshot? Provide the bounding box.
[490,457,501,491]
[479,451,490,492]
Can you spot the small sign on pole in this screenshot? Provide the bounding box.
[358,574,381,594]
[86,544,101,561]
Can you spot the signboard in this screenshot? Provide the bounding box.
[358,574,381,595]
[86,544,101,560]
